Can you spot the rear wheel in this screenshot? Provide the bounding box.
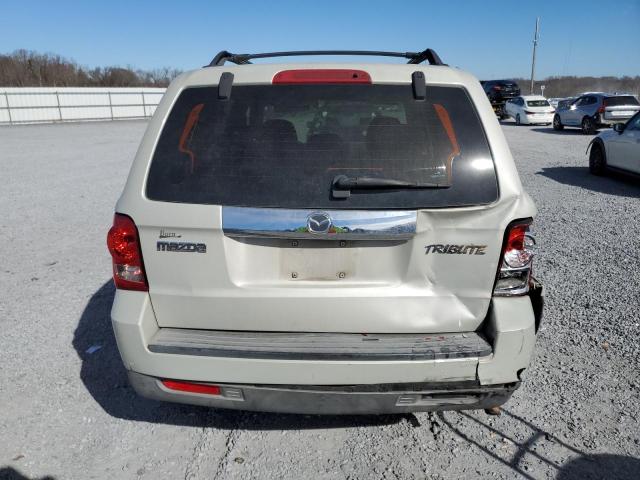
[589,143,607,175]
[515,114,521,126]
[553,114,564,131]
[581,117,596,135]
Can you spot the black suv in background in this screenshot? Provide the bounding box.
[482,80,521,119]
[482,80,521,103]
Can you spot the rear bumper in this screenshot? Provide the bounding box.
[128,371,519,415]
[598,115,634,126]
[111,292,538,412]
[525,113,553,124]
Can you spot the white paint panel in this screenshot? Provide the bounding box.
[112,105,146,117]
[61,106,112,120]
[11,108,60,122]
[60,93,111,107]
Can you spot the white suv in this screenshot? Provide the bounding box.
[107,49,543,415]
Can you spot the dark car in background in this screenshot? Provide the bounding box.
[482,80,521,119]
[483,80,521,103]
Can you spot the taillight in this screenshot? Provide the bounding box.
[107,213,148,291]
[493,219,535,296]
[598,100,607,114]
[493,85,502,90]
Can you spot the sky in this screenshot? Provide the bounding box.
[1,0,639,79]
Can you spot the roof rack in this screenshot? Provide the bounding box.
[208,49,445,67]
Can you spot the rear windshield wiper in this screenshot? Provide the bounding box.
[332,175,450,198]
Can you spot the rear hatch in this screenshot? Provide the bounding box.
[602,95,640,121]
[498,81,520,98]
[140,73,504,333]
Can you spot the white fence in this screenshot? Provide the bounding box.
[0,87,166,124]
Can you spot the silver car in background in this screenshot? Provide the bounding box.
[553,93,640,134]
[588,112,640,175]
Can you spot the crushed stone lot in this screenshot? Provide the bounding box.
[1,120,639,480]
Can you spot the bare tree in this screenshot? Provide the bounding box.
[514,75,640,98]
[0,50,182,87]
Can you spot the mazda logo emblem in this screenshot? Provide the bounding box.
[307,212,332,234]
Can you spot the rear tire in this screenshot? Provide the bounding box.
[553,114,564,131]
[589,143,607,175]
[516,114,521,126]
[581,117,596,135]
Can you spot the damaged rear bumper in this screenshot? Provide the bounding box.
[128,371,519,415]
[111,291,539,413]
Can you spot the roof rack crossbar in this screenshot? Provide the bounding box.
[208,49,445,67]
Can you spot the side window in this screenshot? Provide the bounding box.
[627,114,640,131]
[574,97,586,107]
[587,96,598,106]
[518,98,525,106]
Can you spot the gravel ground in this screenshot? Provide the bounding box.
[0,120,639,480]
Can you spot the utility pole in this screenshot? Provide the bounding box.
[529,17,539,95]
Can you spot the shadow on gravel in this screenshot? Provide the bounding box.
[73,281,406,430]
[537,166,640,197]
[0,467,55,480]
[439,409,640,480]
[530,127,590,135]
[556,454,640,480]
[500,122,552,128]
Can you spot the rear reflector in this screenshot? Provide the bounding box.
[161,379,221,396]
[273,69,372,84]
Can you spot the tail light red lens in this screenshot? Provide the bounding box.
[161,379,221,396]
[272,69,372,84]
[597,99,607,114]
[493,85,502,90]
[107,213,148,291]
[494,219,535,296]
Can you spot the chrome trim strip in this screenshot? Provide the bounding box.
[222,207,417,240]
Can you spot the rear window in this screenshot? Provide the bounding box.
[526,100,550,107]
[146,84,498,209]
[605,96,639,106]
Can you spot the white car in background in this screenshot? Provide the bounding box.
[588,112,640,175]
[548,98,563,108]
[504,95,555,125]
